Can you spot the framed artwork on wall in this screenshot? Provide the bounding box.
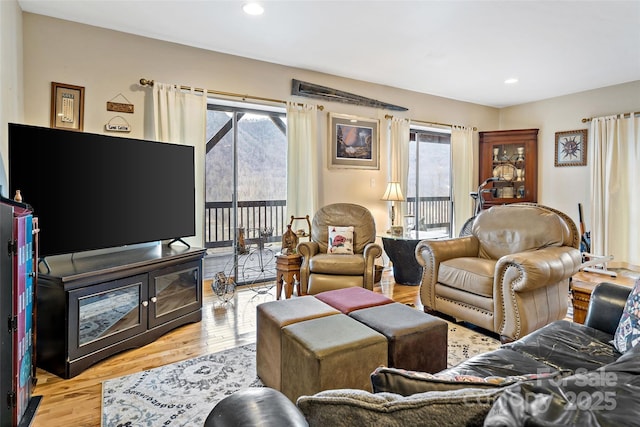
[555,129,587,166]
[51,82,85,131]
[329,113,379,169]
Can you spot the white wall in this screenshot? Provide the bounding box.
[0,0,23,197]
[19,12,499,238]
[499,81,640,229]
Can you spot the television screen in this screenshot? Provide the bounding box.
[8,123,195,257]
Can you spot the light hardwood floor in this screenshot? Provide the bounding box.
[30,273,420,427]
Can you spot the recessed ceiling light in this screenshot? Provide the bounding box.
[243,2,264,16]
[504,78,519,85]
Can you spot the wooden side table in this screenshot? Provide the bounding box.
[570,271,635,324]
[275,253,302,299]
[570,280,597,324]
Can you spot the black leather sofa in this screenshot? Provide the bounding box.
[205,282,638,427]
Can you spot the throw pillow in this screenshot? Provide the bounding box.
[327,226,354,254]
[371,366,562,396]
[297,387,504,427]
[613,278,640,353]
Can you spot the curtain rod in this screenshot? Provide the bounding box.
[581,112,639,123]
[384,114,477,131]
[139,78,324,111]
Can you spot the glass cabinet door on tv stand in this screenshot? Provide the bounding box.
[148,260,201,328]
[69,275,149,362]
[479,128,538,208]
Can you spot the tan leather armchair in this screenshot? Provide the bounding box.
[297,203,382,295]
[416,204,582,343]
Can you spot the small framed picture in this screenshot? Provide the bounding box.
[329,113,379,169]
[555,129,587,166]
[51,82,85,131]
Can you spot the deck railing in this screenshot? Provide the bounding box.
[406,196,451,234]
[205,200,287,248]
[204,197,451,248]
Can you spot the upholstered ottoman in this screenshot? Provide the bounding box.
[281,314,388,402]
[257,296,340,389]
[314,286,393,314]
[349,302,448,373]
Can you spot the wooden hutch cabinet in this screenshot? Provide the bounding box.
[479,129,538,208]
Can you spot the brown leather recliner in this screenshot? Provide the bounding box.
[297,203,382,295]
[416,203,582,343]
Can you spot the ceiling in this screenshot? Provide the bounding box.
[18,0,640,108]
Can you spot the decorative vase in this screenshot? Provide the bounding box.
[237,227,248,254]
[516,147,525,161]
[502,186,514,198]
[493,147,500,162]
[281,224,298,254]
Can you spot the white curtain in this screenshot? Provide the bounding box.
[286,102,318,222]
[589,113,640,269]
[389,117,410,224]
[152,82,207,248]
[451,126,475,235]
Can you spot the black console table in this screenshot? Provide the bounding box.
[37,244,206,378]
[380,232,434,286]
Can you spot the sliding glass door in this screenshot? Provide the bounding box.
[406,127,452,238]
[205,102,287,284]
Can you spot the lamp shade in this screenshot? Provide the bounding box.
[381,182,405,201]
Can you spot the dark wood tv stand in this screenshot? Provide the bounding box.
[36,244,206,378]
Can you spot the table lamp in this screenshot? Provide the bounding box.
[381,182,405,231]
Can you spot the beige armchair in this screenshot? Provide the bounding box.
[416,203,582,343]
[297,203,382,295]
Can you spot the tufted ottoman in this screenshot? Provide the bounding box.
[314,286,393,314]
[281,313,388,402]
[349,302,448,373]
[257,296,340,389]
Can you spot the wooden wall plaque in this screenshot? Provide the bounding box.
[107,101,134,113]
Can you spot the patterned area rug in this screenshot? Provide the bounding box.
[102,323,500,427]
[102,344,261,427]
[446,321,501,367]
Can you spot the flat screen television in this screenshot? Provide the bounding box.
[8,123,195,258]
